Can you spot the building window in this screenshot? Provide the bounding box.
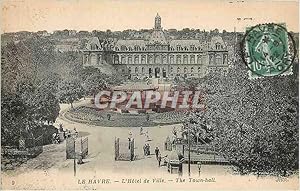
[121,56,126,64]
[184,47,188,51]
[170,67,173,73]
[216,55,222,65]
[114,55,119,64]
[134,56,139,64]
[190,55,195,64]
[163,55,167,64]
[176,45,181,51]
[135,67,138,73]
[191,67,194,73]
[142,67,144,73]
[155,55,161,64]
[141,55,146,64]
[128,56,132,64]
[198,67,201,73]
[90,54,97,65]
[177,67,180,73]
[183,55,188,64]
[115,47,119,51]
[128,47,133,51]
[170,55,174,64]
[197,55,201,64]
[176,55,181,64]
[148,55,153,64]
[128,67,131,73]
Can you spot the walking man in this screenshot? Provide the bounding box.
[158,153,162,167]
[155,147,160,160]
[143,144,147,156]
[147,144,151,155]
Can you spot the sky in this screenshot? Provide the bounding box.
[1,0,299,33]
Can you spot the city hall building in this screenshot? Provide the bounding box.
[82,14,229,79]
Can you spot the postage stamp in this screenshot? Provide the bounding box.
[241,23,296,79]
[1,0,299,190]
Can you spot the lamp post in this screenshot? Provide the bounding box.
[197,162,201,177]
[72,133,77,177]
[184,111,193,177]
[188,122,191,177]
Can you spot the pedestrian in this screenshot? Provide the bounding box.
[147,144,151,155]
[155,147,160,160]
[59,123,63,132]
[107,113,111,120]
[128,137,131,149]
[56,134,60,144]
[158,153,162,167]
[74,127,78,138]
[140,127,143,135]
[143,144,147,156]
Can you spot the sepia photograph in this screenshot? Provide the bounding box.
[1,0,299,190]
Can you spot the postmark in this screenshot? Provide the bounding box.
[241,23,296,79]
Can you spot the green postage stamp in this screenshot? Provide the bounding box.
[242,23,296,79]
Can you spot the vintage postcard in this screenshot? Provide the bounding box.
[1,0,299,190]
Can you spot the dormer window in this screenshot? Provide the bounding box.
[190,45,195,51]
[91,44,97,50]
[134,45,140,51]
[216,43,221,50]
[121,45,127,51]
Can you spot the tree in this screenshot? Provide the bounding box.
[82,74,108,98]
[201,60,299,176]
[57,78,84,109]
[31,81,60,124]
[1,91,28,146]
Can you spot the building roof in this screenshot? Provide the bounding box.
[148,30,168,45]
[209,36,226,50]
[115,39,147,49]
[86,37,101,50]
[169,39,201,47]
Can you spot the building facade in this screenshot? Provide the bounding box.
[82,14,229,79]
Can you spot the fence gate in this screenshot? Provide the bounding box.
[81,137,88,158]
[115,138,120,160]
[164,136,172,151]
[115,138,135,161]
[66,137,75,159]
